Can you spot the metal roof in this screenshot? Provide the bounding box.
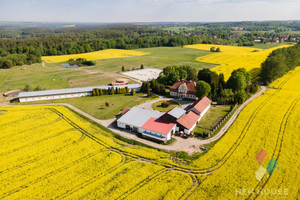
[18,84,140,98]
[167,107,186,119]
[117,107,163,128]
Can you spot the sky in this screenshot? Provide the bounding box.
[0,0,299,23]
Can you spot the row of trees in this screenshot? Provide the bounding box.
[260,42,300,84]
[92,86,132,96]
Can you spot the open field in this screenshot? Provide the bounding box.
[186,66,300,199]
[0,63,136,93]
[16,93,148,120]
[89,47,216,72]
[185,44,292,80]
[1,67,300,199]
[0,47,215,93]
[42,49,150,63]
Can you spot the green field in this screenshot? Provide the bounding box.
[17,93,150,119]
[0,47,216,94]
[152,100,181,112]
[194,105,231,134]
[89,47,216,72]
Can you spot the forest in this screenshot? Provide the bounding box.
[0,21,299,69]
[260,42,300,84]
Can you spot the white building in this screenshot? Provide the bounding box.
[117,107,176,143]
[18,84,140,102]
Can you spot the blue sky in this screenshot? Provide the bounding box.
[0,0,299,22]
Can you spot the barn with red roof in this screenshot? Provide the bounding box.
[177,96,212,134]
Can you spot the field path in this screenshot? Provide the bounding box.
[0,86,266,154]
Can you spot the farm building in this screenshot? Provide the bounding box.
[177,96,212,134]
[159,107,186,123]
[170,80,197,100]
[117,107,175,143]
[18,84,140,102]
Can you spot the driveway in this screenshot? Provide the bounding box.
[0,86,266,155]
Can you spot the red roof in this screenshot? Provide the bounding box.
[141,118,176,135]
[177,111,200,130]
[189,96,212,113]
[170,80,196,93]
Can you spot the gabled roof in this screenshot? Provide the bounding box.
[170,80,196,93]
[167,107,186,119]
[189,96,212,114]
[117,107,163,128]
[141,117,176,135]
[177,111,200,130]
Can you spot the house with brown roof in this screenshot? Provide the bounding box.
[176,96,212,134]
[170,80,197,100]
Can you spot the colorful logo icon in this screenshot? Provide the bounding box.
[255,148,279,181]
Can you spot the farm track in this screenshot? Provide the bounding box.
[0,127,73,157]
[0,149,107,199]
[0,130,84,175]
[247,95,300,200]
[0,115,62,144]
[116,168,167,200]
[55,153,127,200]
[178,174,199,200]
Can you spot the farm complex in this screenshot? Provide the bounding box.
[117,96,212,142]
[0,27,299,200]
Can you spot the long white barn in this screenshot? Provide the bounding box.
[18,84,140,102]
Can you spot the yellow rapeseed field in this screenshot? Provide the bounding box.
[42,49,149,63]
[185,44,292,80]
[1,68,300,199]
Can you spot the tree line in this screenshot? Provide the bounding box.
[260,42,300,84]
[92,86,136,96]
[0,28,209,68]
[155,65,259,104]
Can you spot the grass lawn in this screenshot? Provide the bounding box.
[16,93,149,120]
[194,105,231,134]
[152,100,181,112]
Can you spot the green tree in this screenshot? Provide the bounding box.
[109,87,115,95]
[92,88,97,96]
[216,47,221,52]
[196,80,211,99]
[24,84,33,92]
[125,86,129,93]
[33,85,44,91]
[210,47,216,52]
[99,88,103,95]
[96,88,100,96]
[140,64,144,69]
[121,66,125,72]
[234,90,247,104]
[130,89,136,95]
